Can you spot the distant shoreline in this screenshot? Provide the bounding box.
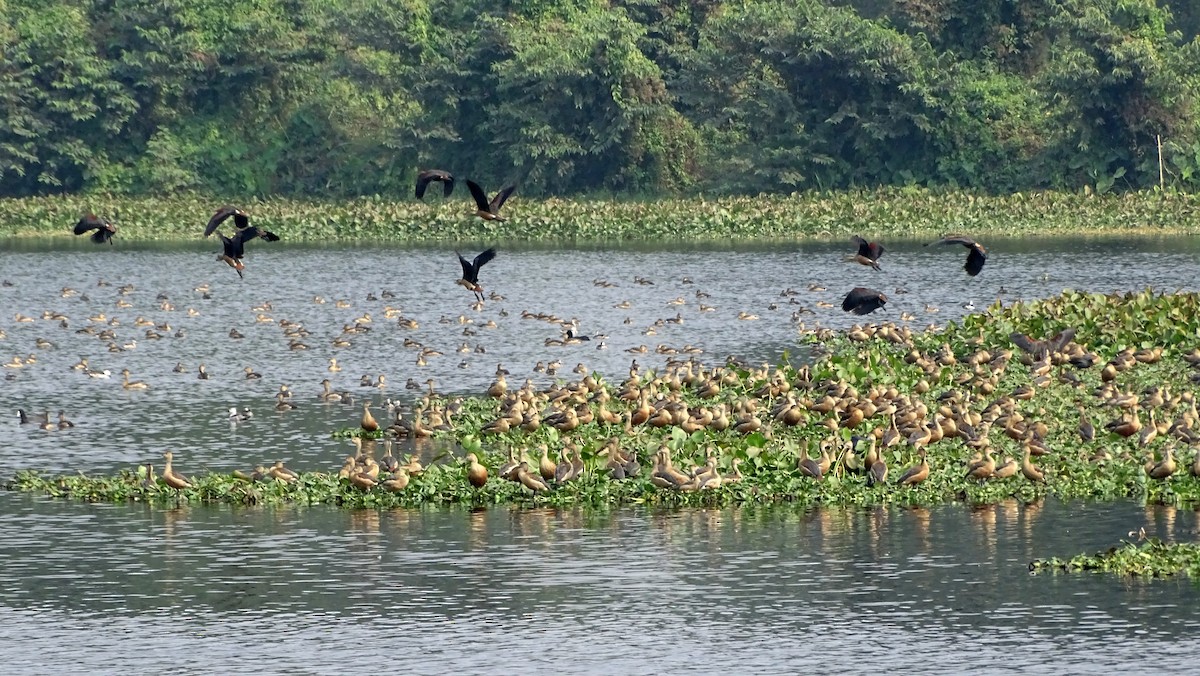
[2,190,1197,243]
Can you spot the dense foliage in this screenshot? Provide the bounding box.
[2,0,1199,197]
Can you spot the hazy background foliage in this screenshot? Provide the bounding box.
[1,0,1198,197]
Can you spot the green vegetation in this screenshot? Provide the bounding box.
[2,190,1199,243]
[1030,538,1200,577]
[9,289,1200,509]
[2,0,1200,197]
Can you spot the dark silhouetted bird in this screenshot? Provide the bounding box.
[215,226,280,279]
[415,169,454,199]
[466,180,516,222]
[74,214,117,244]
[842,287,888,315]
[926,235,987,276]
[456,248,497,301]
[849,235,885,270]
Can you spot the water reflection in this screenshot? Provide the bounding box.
[0,495,1197,672]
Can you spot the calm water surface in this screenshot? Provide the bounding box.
[3,237,1200,673]
[0,496,1197,673]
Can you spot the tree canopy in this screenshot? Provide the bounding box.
[1,0,1198,197]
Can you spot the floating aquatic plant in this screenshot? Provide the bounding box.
[9,289,1200,509]
[1029,538,1200,578]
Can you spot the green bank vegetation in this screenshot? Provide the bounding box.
[2,190,1199,243]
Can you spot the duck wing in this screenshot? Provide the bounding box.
[466,180,491,211]
[1045,328,1076,354]
[852,235,870,257]
[205,206,245,237]
[842,287,886,315]
[471,247,497,272]
[925,234,977,248]
[1009,332,1043,355]
[964,246,987,276]
[456,251,476,282]
[416,169,453,199]
[489,185,517,213]
[235,226,280,244]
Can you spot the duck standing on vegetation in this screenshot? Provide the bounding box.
[456,248,497,302]
[73,214,117,244]
[361,402,379,433]
[848,235,885,270]
[161,451,193,497]
[926,234,988,276]
[465,180,516,222]
[466,453,489,488]
[415,169,454,199]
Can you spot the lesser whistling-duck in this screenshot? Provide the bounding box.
[73,214,117,244]
[926,234,987,276]
[415,169,454,199]
[465,180,515,222]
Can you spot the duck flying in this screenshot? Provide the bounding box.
[456,248,497,301]
[466,180,516,222]
[926,235,987,276]
[216,226,280,279]
[842,287,888,315]
[849,235,884,270]
[74,214,117,244]
[415,169,454,199]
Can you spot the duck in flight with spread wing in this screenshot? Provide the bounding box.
[74,214,117,244]
[842,287,888,315]
[925,235,987,276]
[456,248,496,301]
[415,169,455,199]
[203,206,280,278]
[849,235,885,270]
[466,180,516,222]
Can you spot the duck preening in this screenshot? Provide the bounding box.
[842,287,888,315]
[1010,328,1076,358]
[465,180,516,222]
[456,248,497,301]
[73,214,117,244]
[926,234,987,276]
[415,169,454,199]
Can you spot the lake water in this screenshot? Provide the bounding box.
[2,236,1200,673]
[0,496,1197,673]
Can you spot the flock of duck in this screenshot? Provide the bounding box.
[17,171,1188,502]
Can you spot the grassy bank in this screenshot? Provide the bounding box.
[2,189,1199,244]
[8,289,1200,510]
